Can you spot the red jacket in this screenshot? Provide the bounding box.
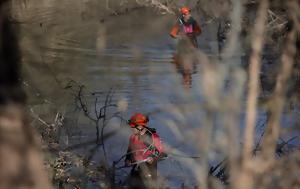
[126,132,164,162]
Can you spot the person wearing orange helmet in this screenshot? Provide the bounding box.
[170,6,202,48]
[125,113,165,189]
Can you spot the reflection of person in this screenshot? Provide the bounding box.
[172,53,197,88]
[125,113,165,189]
[170,6,202,48]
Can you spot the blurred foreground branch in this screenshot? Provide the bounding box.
[0,1,53,189]
[261,0,299,163]
[235,0,269,189]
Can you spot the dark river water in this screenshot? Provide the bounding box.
[11,0,300,188]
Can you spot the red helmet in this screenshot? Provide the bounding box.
[180,6,190,15]
[128,113,149,128]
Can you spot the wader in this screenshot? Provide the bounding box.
[127,162,158,189]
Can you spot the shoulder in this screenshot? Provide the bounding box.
[191,17,199,24]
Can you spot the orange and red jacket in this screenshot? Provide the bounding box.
[170,17,202,38]
[125,131,164,163]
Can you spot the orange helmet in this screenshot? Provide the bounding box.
[180,6,190,15]
[128,113,149,128]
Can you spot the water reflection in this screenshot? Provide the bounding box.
[171,53,197,88]
[171,37,199,89]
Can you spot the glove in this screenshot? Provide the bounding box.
[146,157,154,164]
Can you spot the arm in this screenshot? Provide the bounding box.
[170,23,180,38]
[147,134,165,162]
[193,21,202,36]
[152,134,164,153]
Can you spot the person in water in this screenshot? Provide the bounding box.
[125,113,166,189]
[170,6,202,48]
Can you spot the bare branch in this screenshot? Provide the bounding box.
[261,0,298,161]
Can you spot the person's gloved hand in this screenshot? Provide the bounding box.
[146,157,154,164]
